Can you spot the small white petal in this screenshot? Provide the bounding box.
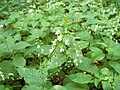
[55,29,61,35]
[60,48,64,52]
[57,35,62,41]
[80,60,83,63]
[37,45,40,48]
[41,49,44,53]
[65,40,70,45]
[49,49,54,53]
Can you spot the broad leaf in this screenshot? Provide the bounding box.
[76,57,99,74]
[50,85,66,90]
[109,61,120,74]
[48,54,66,69]
[22,85,43,90]
[0,61,17,80]
[17,68,48,86]
[75,31,93,42]
[87,47,105,62]
[67,73,92,84]
[13,57,26,68]
[15,41,30,50]
[102,81,112,90]
[65,83,89,90]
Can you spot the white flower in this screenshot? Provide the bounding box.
[117,19,119,23]
[9,73,14,76]
[55,62,58,65]
[74,59,77,63]
[52,41,56,46]
[75,63,78,66]
[76,54,79,57]
[41,49,44,53]
[28,9,33,13]
[27,0,31,3]
[57,35,62,41]
[55,29,61,35]
[68,61,72,63]
[37,45,40,48]
[80,60,83,63]
[0,25,3,28]
[60,48,64,53]
[94,25,98,31]
[38,54,40,57]
[0,71,4,81]
[65,40,70,45]
[73,43,76,46]
[49,48,54,53]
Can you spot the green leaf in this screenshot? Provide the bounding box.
[15,41,30,50]
[0,61,17,80]
[75,31,93,42]
[94,79,101,87]
[17,67,48,86]
[27,28,49,41]
[109,61,120,74]
[106,47,120,60]
[65,83,89,90]
[50,85,66,90]
[87,47,105,62]
[13,57,26,68]
[41,19,50,27]
[41,45,51,55]
[101,68,110,75]
[0,85,5,90]
[22,85,43,90]
[6,36,15,52]
[67,73,92,84]
[102,81,112,90]
[76,57,99,74]
[43,81,52,89]
[14,33,21,41]
[114,77,120,90]
[63,34,75,46]
[66,47,82,59]
[48,54,66,69]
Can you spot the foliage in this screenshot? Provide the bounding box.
[0,0,120,90]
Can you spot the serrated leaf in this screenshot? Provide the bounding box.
[13,57,26,68]
[67,73,92,84]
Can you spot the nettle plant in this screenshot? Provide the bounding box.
[0,0,120,90]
